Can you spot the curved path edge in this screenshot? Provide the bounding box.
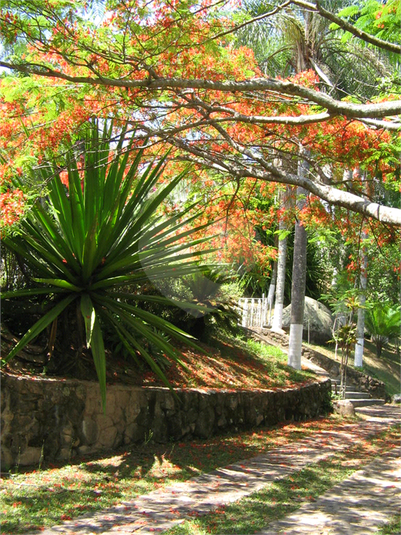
[30,404,401,534]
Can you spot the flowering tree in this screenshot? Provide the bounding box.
[0,0,400,230]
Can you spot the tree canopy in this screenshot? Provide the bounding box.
[0,0,400,226]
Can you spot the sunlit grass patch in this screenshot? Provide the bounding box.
[377,515,401,535]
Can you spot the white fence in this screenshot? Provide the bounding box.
[238,295,272,329]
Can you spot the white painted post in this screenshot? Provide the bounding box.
[250,299,254,327]
[242,299,248,327]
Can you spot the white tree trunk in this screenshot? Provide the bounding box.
[354,230,368,367]
[288,154,309,370]
[271,217,288,331]
[288,323,304,369]
[267,253,278,326]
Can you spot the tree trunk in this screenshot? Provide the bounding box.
[288,156,309,370]
[354,252,367,367]
[354,172,368,368]
[271,218,288,331]
[271,185,290,331]
[267,245,278,326]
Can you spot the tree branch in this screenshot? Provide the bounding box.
[139,121,401,226]
[290,0,401,54]
[1,60,401,120]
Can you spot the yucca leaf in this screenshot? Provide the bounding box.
[18,233,81,284]
[32,278,84,291]
[99,305,176,392]
[103,314,142,367]
[67,164,85,262]
[97,295,210,356]
[80,294,96,347]
[32,203,81,272]
[109,291,214,314]
[104,165,183,263]
[22,211,81,276]
[80,294,107,411]
[1,287,69,298]
[89,262,205,290]
[49,173,74,235]
[1,237,59,278]
[82,216,99,282]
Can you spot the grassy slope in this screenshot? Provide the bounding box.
[305,339,400,396]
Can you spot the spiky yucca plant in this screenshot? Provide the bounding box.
[1,122,213,408]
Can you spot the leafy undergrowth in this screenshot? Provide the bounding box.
[0,413,374,534]
[377,516,401,535]
[3,334,316,390]
[305,339,400,396]
[165,426,401,535]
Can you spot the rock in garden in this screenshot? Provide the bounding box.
[282,296,334,344]
[333,399,356,417]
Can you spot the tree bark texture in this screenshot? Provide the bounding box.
[288,213,308,369]
[271,219,288,331]
[288,156,309,370]
[354,230,368,367]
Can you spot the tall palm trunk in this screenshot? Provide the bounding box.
[288,157,309,370]
[266,243,278,326]
[271,186,290,331]
[354,228,368,367]
[354,169,369,367]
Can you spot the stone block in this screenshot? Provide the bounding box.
[19,447,42,467]
[333,400,356,417]
[124,422,144,444]
[97,424,118,450]
[81,419,98,445]
[195,406,215,438]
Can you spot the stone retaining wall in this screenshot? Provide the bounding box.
[1,373,331,469]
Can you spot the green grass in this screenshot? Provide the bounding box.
[216,334,316,385]
[377,515,401,534]
[165,426,400,535]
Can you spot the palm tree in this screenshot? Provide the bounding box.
[271,186,290,331]
[236,0,391,100]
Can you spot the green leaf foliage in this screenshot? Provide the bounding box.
[365,302,401,357]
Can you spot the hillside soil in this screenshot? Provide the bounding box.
[1,329,315,390]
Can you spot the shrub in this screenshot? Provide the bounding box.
[1,122,214,408]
